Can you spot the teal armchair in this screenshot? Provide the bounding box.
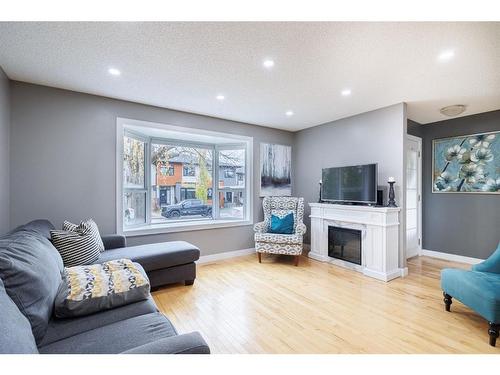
[441,242,500,347]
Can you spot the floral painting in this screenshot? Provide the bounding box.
[432,131,499,193]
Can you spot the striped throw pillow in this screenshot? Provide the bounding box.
[63,219,105,252]
[51,219,104,267]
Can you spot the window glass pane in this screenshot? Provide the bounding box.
[123,191,146,226]
[151,143,213,223]
[218,190,244,219]
[123,136,145,188]
[218,148,245,219]
[407,168,417,189]
[407,149,417,170]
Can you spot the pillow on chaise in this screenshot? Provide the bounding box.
[51,220,104,267]
[54,259,150,318]
[63,219,105,252]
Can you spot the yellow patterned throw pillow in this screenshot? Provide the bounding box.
[54,259,150,318]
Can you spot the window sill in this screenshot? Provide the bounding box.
[122,219,253,237]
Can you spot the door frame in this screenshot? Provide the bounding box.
[406,134,423,259]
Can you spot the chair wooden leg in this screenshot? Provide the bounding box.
[257,252,262,263]
[294,255,299,267]
[489,322,499,347]
[443,292,452,312]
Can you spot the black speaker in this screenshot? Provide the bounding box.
[376,189,384,206]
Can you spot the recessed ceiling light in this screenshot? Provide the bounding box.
[263,59,275,69]
[438,50,455,62]
[341,89,351,96]
[216,95,225,101]
[440,104,466,117]
[285,111,294,117]
[108,68,121,76]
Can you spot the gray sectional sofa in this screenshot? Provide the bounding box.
[0,220,210,354]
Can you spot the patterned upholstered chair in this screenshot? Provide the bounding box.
[253,197,306,266]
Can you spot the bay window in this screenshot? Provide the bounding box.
[117,118,253,235]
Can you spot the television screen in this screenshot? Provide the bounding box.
[322,164,377,203]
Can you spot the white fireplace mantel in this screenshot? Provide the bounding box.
[308,203,402,281]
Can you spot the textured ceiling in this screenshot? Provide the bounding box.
[0,22,499,131]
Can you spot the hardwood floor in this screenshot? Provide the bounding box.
[152,253,498,353]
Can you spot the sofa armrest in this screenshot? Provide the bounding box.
[253,221,268,233]
[101,234,127,250]
[121,332,210,354]
[296,223,307,236]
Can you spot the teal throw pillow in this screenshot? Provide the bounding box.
[269,212,294,234]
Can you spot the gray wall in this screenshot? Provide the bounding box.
[10,81,294,255]
[407,119,424,139]
[408,111,500,259]
[294,103,408,266]
[0,68,10,235]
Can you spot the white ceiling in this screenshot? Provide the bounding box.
[0,22,499,131]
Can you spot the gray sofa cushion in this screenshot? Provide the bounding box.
[40,296,158,346]
[8,219,56,240]
[95,241,200,272]
[0,278,39,354]
[0,228,64,343]
[39,312,178,354]
[122,332,210,354]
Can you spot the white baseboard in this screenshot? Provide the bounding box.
[197,248,255,264]
[420,249,484,265]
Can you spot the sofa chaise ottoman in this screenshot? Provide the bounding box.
[0,220,209,354]
[97,236,200,288]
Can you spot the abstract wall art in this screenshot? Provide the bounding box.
[260,143,292,197]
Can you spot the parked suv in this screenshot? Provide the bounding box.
[161,199,213,219]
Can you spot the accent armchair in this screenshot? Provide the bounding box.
[441,241,500,346]
[253,196,306,266]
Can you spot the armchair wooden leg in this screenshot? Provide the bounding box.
[257,252,262,263]
[294,255,299,267]
[489,322,499,347]
[443,292,452,312]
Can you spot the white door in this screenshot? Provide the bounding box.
[406,135,422,259]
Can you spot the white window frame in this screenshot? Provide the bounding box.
[122,130,149,228]
[116,118,253,236]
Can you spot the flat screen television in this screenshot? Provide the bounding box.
[321,163,377,204]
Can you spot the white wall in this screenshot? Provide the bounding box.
[294,103,408,266]
[0,67,10,235]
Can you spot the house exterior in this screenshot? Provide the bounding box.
[151,156,244,212]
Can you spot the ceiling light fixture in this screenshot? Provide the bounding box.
[438,50,455,62]
[440,104,466,117]
[285,111,294,117]
[263,59,275,69]
[216,95,225,101]
[108,68,121,76]
[341,89,351,96]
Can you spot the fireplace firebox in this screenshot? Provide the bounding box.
[328,226,362,265]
